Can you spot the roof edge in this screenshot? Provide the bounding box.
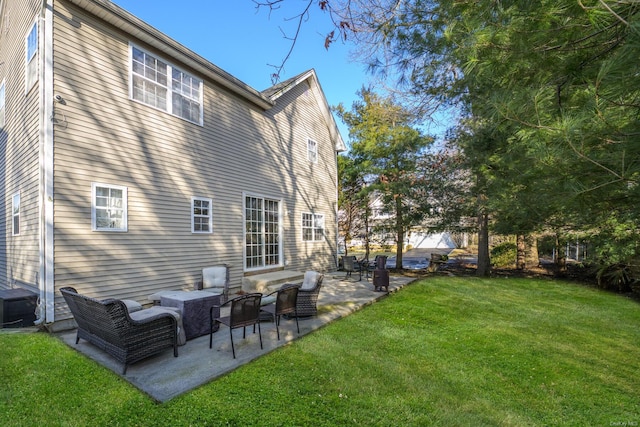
[265,70,347,152]
[67,0,274,110]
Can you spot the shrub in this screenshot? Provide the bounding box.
[594,263,633,292]
[491,242,516,268]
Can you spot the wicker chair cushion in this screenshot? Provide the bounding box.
[261,295,277,306]
[130,307,186,346]
[300,271,321,291]
[121,299,143,313]
[202,266,227,292]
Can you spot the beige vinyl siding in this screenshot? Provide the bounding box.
[51,0,338,319]
[52,1,249,305]
[265,81,338,271]
[0,0,43,290]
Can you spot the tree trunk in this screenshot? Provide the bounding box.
[395,196,404,269]
[364,206,371,261]
[525,235,539,268]
[516,234,526,270]
[476,212,491,276]
[554,233,567,275]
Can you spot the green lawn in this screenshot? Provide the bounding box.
[2,277,639,426]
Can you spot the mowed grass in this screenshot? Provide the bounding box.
[1,277,639,426]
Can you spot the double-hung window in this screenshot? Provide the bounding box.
[302,212,324,242]
[307,138,318,164]
[0,80,5,128]
[25,21,38,92]
[192,197,213,233]
[92,183,128,232]
[12,192,19,236]
[130,45,203,125]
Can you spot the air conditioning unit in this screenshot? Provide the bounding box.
[0,288,37,328]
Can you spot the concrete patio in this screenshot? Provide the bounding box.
[57,272,416,402]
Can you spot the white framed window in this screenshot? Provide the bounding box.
[307,138,318,163]
[0,80,5,128]
[130,45,203,125]
[25,21,38,92]
[92,183,128,232]
[302,212,324,242]
[192,197,213,233]
[12,192,19,236]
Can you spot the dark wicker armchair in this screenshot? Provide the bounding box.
[60,287,179,374]
[292,271,324,317]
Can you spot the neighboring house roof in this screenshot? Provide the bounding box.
[263,69,347,152]
[67,0,346,151]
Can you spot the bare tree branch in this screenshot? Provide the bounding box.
[254,0,360,83]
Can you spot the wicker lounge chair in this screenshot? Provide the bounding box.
[291,271,323,317]
[60,287,180,374]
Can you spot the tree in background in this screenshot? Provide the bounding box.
[338,154,370,257]
[258,0,640,284]
[344,0,640,281]
[335,89,434,269]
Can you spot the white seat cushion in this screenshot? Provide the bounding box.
[202,266,227,293]
[300,271,320,291]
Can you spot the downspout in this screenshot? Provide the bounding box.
[335,152,339,269]
[36,0,54,325]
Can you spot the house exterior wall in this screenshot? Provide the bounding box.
[0,0,43,293]
[47,0,339,321]
[264,80,338,271]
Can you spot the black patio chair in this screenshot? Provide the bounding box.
[260,284,300,340]
[342,255,362,280]
[209,293,263,358]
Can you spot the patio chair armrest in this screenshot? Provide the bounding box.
[281,282,302,288]
[128,307,178,327]
[210,296,235,317]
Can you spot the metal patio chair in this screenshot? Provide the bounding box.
[260,283,300,340]
[209,293,263,358]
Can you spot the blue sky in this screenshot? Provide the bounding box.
[111,0,368,142]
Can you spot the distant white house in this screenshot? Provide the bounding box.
[407,231,456,249]
[341,193,460,250]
